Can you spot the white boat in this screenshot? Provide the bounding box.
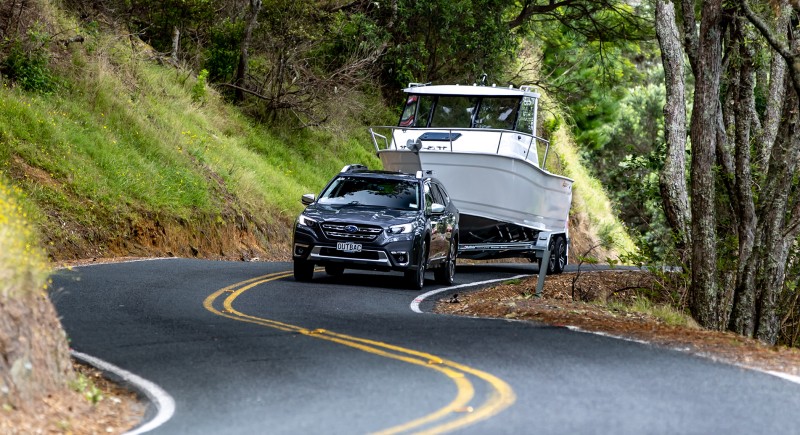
[370,82,573,273]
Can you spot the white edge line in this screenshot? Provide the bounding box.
[410,274,532,313]
[413,280,800,387]
[71,350,175,434]
[563,325,800,386]
[763,370,800,385]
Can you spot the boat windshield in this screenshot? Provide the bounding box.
[475,97,519,130]
[430,96,478,128]
[318,176,420,210]
[403,95,522,130]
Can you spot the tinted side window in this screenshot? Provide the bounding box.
[424,182,435,212]
[432,183,449,205]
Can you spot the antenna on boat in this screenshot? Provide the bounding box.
[479,73,488,86]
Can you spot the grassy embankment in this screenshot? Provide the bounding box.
[0,7,633,263]
[0,16,386,261]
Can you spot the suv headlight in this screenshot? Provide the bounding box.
[297,214,317,228]
[387,223,414,234]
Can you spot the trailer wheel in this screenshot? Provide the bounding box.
[539,236,567,275]
[551,236,567,274]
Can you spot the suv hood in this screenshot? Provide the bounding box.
[303,204,420,227]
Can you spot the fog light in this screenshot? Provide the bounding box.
[294,244,309,256]
[391,251,408,265]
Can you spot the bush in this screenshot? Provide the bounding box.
[2,25,57,93]
[192,69,209,103]
[205,19,243,83]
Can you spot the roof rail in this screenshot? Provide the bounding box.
[415,169,435,179]
[408,82,430,88]
[341,164,368,173]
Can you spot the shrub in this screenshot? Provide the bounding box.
[192,69,209,103]
[2,24,57,93]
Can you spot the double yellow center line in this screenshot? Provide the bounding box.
[203,270,515,434]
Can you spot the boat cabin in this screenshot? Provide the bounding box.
[398,84,539,134]
[386,84,546,168]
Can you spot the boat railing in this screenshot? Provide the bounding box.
[369,126,551,169]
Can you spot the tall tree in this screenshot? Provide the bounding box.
[654,0,690,263]
[234,0,262,103]
[656,0,800,343]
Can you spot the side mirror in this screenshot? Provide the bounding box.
[431,203,445,214]
[301,194,316,205]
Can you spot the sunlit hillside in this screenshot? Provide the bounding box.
[0,3,633,264]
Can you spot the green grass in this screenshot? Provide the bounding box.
[605,298,696,328]
[0,22,385,252]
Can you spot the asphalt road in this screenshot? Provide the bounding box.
[51,259,800,434]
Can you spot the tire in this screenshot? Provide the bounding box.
[434,238,456,285]
[405,240,428,290]
[554,236,567,274]
[294,260,314,282]
[325,264,345,276]
[547,236,567,274]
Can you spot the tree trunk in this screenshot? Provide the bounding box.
[688,0,724,330]
[680,0,699,71]
[736,0,800,344]
[655,0,692,265]
[729,20,758,336]
[755,6,790,172]
[234,0,262,103]
[754,90,800,343]
[170,26,180,63]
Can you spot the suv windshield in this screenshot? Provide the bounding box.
[318,176,420,210]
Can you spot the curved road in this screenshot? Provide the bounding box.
[51,259,800,434]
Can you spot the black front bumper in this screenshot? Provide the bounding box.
[293,228,420,272]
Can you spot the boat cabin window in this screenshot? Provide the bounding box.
[474,97,519,130]
[399,95,434,127]
[430,96,479,128]
[398,92,534,132]
[516,96,536,135]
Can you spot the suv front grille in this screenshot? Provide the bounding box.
[321,223,382,241]
[319,248,381,260]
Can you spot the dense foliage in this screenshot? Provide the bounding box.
[15,0,646,123]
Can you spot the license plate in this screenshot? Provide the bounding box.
[336,242,362,253]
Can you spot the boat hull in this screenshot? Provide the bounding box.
[378,149,573,238]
